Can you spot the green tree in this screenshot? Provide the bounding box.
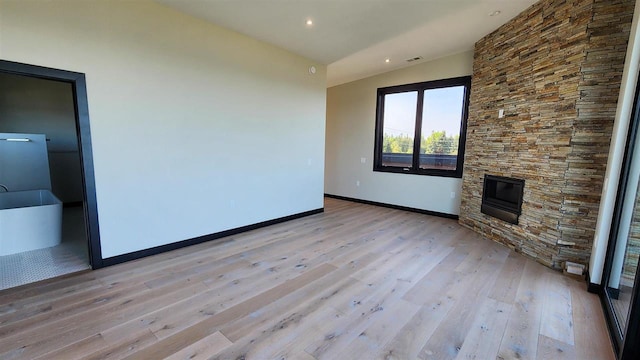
[422,131,450,154]
[420,131,459,155]
[450,134,459,155]
[383,133,413,154]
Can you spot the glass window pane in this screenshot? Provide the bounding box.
[382,91,417,168]
[607,163,640,335]
[419,86,465,170]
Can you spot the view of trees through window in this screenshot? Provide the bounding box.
[374,77,470,177]
[382,131,460,155]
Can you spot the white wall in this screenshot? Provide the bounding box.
[0,0,326,258]
[325,51,473,215]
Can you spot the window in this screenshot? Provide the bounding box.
[374,76,471,178]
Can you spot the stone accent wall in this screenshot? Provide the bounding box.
[460,0,634,270]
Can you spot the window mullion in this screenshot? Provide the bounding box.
[412,89,424,171]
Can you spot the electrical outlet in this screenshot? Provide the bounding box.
[361,157,366,164]
[450,191,456,199]
[356,180,360,187]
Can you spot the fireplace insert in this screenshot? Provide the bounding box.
[481,175,524,224]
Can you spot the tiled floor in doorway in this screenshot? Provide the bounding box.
[0,206,90,290]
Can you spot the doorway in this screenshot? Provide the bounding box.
[0,60,102,289]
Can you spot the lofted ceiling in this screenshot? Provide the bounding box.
[156,0,538,87]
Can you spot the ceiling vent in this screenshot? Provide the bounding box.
[406,56,423,63]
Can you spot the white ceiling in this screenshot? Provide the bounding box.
[156,0,538,87]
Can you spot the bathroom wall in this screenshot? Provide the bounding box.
[0,0,327,259]
[325,51,473,215]
[0,133,52,192]
[0,73,83,203]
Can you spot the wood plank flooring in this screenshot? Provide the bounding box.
[0,198,614,359]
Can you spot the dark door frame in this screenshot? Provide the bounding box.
[600,66,640,359]
[0,59,103,268]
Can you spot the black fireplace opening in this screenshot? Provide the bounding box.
[481,175,525,224]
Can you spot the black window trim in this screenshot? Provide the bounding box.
[373,75,471,178]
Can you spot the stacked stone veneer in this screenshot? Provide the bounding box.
[459,0,634,270]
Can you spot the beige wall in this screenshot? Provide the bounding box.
[325,51,473,215]
[0,0,327,258]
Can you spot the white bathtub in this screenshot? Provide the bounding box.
[0,190,62,256]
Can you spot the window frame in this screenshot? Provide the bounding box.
[373,76,471,178]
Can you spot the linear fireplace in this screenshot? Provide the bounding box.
[481,175,524,224]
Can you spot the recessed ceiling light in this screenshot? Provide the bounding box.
[306,19,313,26]
[385,58,390,63]
[489,10,501,16]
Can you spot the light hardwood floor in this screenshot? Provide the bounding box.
[0,198,614,359]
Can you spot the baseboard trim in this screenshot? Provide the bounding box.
[324,193,458,220]
[102,207,324,267]
[587,271,603,294]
